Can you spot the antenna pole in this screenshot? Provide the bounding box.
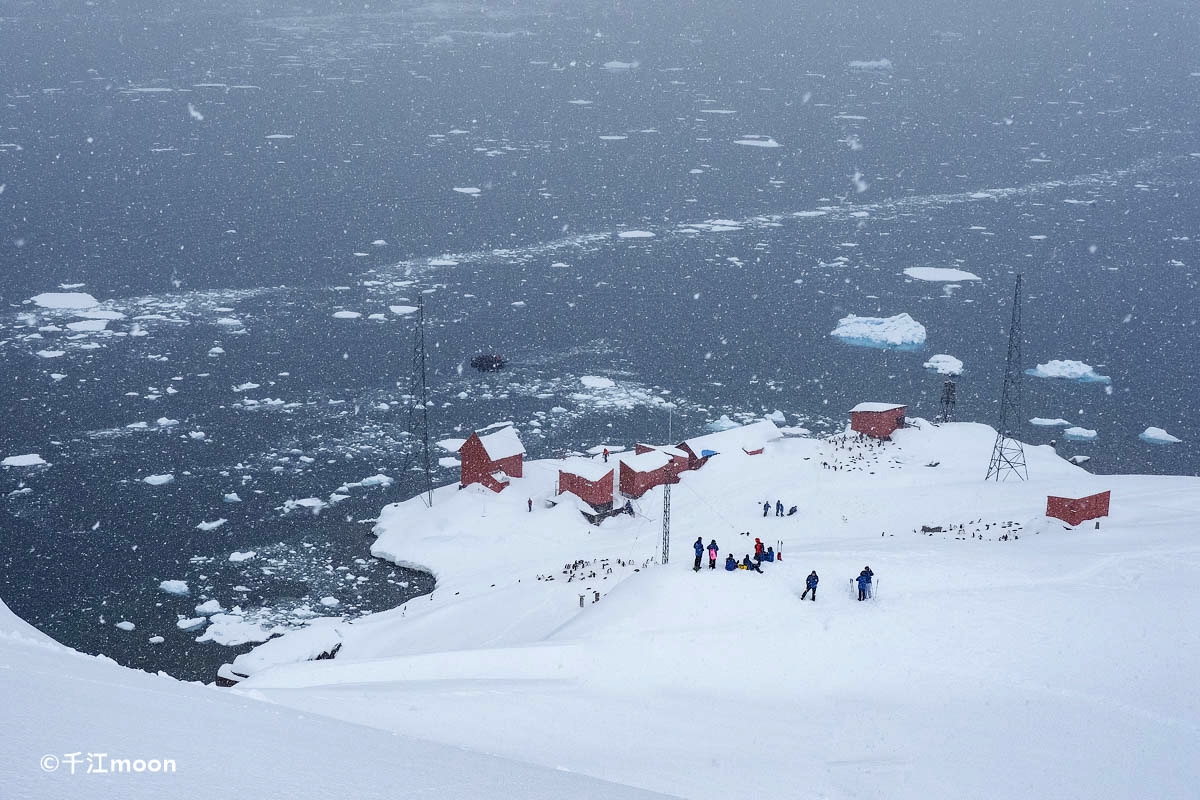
[661,483,671,565]
[417,294,433,506]
[986,275,1028,481]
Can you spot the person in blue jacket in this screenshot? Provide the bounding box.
[801,570,818,601]
[857,566,874,601]
[693,537,704,572]
[725,554,738,571]
[762,501,770,517]
[742,554,763,574]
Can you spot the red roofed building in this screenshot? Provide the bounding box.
[619,449,679,499]
[849,402,907,439]
[1046,490,1111,526]
[458,426,525,492]
[634,443,690,473]
[558,458,615,512]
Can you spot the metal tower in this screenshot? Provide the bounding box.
[661,483,671,565]
[985,275,1028,481]
[414,294,434,506]
[939,379,957,423]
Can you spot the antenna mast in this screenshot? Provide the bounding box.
[416,294,434,506]
[985,274,1028,481]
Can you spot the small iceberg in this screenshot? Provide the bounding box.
[923,354,963,376]
[1030,418,1072,427]
[707,415,741,432]
[1139,427,1181,445]
[1026,360,1111,384]
[1063,427,1098,442]
[159,580,190,596]
[831,313,926,350]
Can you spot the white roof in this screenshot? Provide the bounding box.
[559,458,614,483]
[849,402,906,413]
[621,449,673,473]
[464,426,526,460]
[681,419,783,455]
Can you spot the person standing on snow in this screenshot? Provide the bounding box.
[753,537,765,561]
[707,539,719,569]
[762,501,770,517]
[693,537,704,571]
[801,570,818,601]
[857,567,873,601]
[775,500,784,517]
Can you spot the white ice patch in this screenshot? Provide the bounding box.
[580,376,616,390]
[196,519,228,531]
[849,58,893,70]
[602,60,639,70]
[2,453,47,467]
[1063,427,1098,442]
[453,187,481,195]
[195,599,224,615]
[29,292,99,309]
[1026,360,1111,384]
[66,319,109,332]
[282,497,328,516]
[1030,418,1072,427]
[830,313,926,350]
[617,230,655,238]
[115,621,136,631]
[389,305,418,315]
[159,580,190,596]
[176,617,207,631]
[734,135,781,148]
[332,311,362,319]
[224,493,242,503]
[903,267,981,282]
[35,350,66,358]
[1139,427,1181,445]
[319,596,341,608]
[229,551,256,562]
[142,474,175,486]
[923,354,964,375]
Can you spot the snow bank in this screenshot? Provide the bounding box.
[1027,360,1111,383]
[831,313,926,349]
[1139,427,1181,445]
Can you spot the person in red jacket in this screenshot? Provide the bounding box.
[753,538,765,561]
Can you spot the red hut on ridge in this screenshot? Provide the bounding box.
[619,449,679,499]
[458,426,525,492]
[849,402,907,439]
[557,458,615,512]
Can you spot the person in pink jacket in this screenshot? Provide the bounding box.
[706,539,719,569]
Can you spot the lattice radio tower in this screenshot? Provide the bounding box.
[939,379,957,423]
[661,483,671,565]
[985,274,1028,481]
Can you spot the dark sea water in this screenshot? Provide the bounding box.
[1,0,1197,680]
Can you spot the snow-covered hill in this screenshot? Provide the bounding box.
[4,420,1198,799]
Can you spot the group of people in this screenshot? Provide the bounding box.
[693,536,779,573]
[762,500,798,518]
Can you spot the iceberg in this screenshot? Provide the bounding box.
[831,313,926,350]
[1139,427,1181,445]
[1026,360,1111,384]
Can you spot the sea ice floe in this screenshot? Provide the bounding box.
[229,551,256,562]
[1064,427,1098,442]
[195,599,224,615]
[923,354,964,375]
[29,292,99,309]
[2,453,47,467]
[1026,360,1111,384]
[36,350,66,358]
[389,305,418,315]
[1139,427,1181,445]
[142,474,175,486]
[159,580,190,596]
[831,313,926,349]
[453,187,481,195]
[115,621,135,631]
[617,230,655,238]
[332,311,361,319]
[196,519,228,531]
[223,493,242,503]
[903,267,981,282]
[1030,418,1072,427]
[849,58,893,70]
[176,617,207,631]
[734,135,781,148]
[580,376,616,389]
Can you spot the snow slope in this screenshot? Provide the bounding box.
[236,421,1200,800]
[0,597,671,799]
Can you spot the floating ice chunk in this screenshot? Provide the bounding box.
[1030,418,1072,427]
[156,417,179,427]
[1139,427,1181,445]
[831,313,926,350]
[195,599,224,615]
[617,230,655,238]
[332,311,361,319]
[195,613,276,646]
[580,375,616,389]
[1063,427,1098,442]
[29,292,99,309]
[232,382,260,392]
[216,318,243,327]
[282,497,328,515]
[265,133,295,139]
[438,456,461,468]
[923,354,963,375]
[453,187,481,195]
[115,621,135,631]
[1026,360,1111,384]
[766,410,787,424]
[707,415,740,432]
[734,135,781,148]
[319,596,341,608]
[142,474,175,486]
[372,239,388,246]
[159,580,190,596]
[66,319,109,332]
[189,431,206,440]
[228,550,256,562]
[50,374,66,381]
[207,347,225,357]
[849,58,893,70]
[223,493,242,503]
[177,617,207,631]
[36,350,65,358]
[367,313,387,321]
[389,305,418,316]
[904,267,981,282]
[148,635,165,644]
[2,453,47,467]
[602,60,639,70]
[1069,455,1091,464]
[196,518,228,531]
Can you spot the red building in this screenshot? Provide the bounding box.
[458,426,525,492]
[849,402,907,439]
[1046,490,1111,526]
[619,449,679,499]
[558,458,615,511]
[634,443,690,473]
